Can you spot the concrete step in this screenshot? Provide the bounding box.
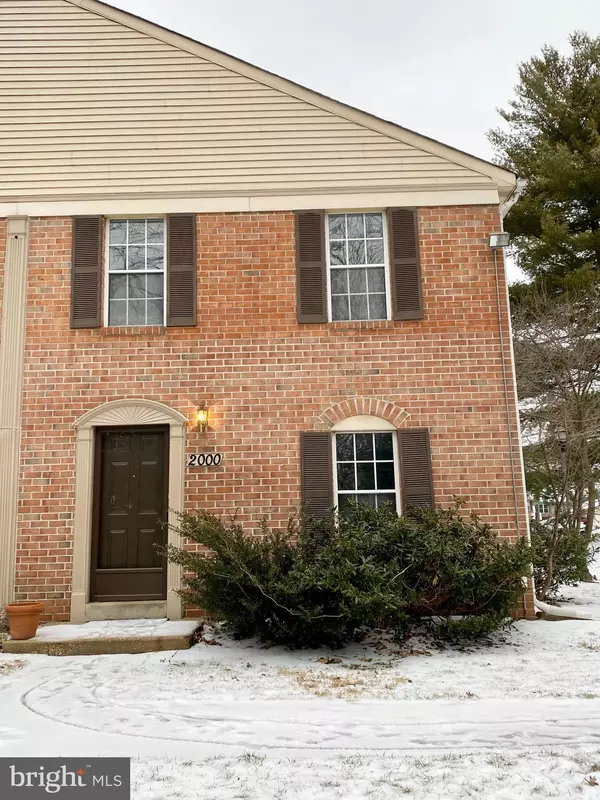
[2,618,199,656]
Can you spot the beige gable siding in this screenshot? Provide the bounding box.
[0,0,498,202]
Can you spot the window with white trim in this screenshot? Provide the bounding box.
[327,212,388,321]
[107,218,165,326]
[334,432,398,511]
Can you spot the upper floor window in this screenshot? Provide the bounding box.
[106,218,165,326]
[327,212,388,321]
[296,207,422,325]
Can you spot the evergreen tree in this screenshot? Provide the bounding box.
[490,34,600,585]
[489,32,600,295]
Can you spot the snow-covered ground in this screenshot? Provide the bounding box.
[551,554,600,619]
[3,580,600,798]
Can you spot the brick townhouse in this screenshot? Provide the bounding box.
[0,0,534,623]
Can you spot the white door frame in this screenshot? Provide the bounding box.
[71,399,187,622]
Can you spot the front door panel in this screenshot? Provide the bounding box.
[91,426,168,602]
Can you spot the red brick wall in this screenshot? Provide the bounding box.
[9,207,530,621]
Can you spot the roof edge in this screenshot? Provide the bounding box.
[65,0,516,191]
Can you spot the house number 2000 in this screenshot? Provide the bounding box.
[186,453,223,467]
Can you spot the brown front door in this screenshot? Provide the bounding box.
[91,426,168,602]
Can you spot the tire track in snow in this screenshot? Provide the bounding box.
[19,660,600,754]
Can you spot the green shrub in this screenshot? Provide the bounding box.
[165,503,531,647]
[530,519,595,598]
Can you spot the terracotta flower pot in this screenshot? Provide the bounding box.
[5,601,44,640]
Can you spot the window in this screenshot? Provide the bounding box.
[107,218,165,326]
[538,501,551,515]
[334,432,398,510]
[327,212,388,321]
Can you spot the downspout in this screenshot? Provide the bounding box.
[493,246,522,536]
[496,178,535,602]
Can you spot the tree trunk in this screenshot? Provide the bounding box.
[578,478,598,582]
[538,547,555,601]
[585,479,596,540]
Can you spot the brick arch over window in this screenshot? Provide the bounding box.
[318,397,409,430]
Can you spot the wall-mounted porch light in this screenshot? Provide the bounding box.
[488,232,511,249]
[196,403,209,433]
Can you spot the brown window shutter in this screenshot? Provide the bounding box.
[71,216,102,328]
[387,207,423,320]
[398,428,434,510]
[167,214,196,327]
[296,210,327,323]
[300,432,333,517]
